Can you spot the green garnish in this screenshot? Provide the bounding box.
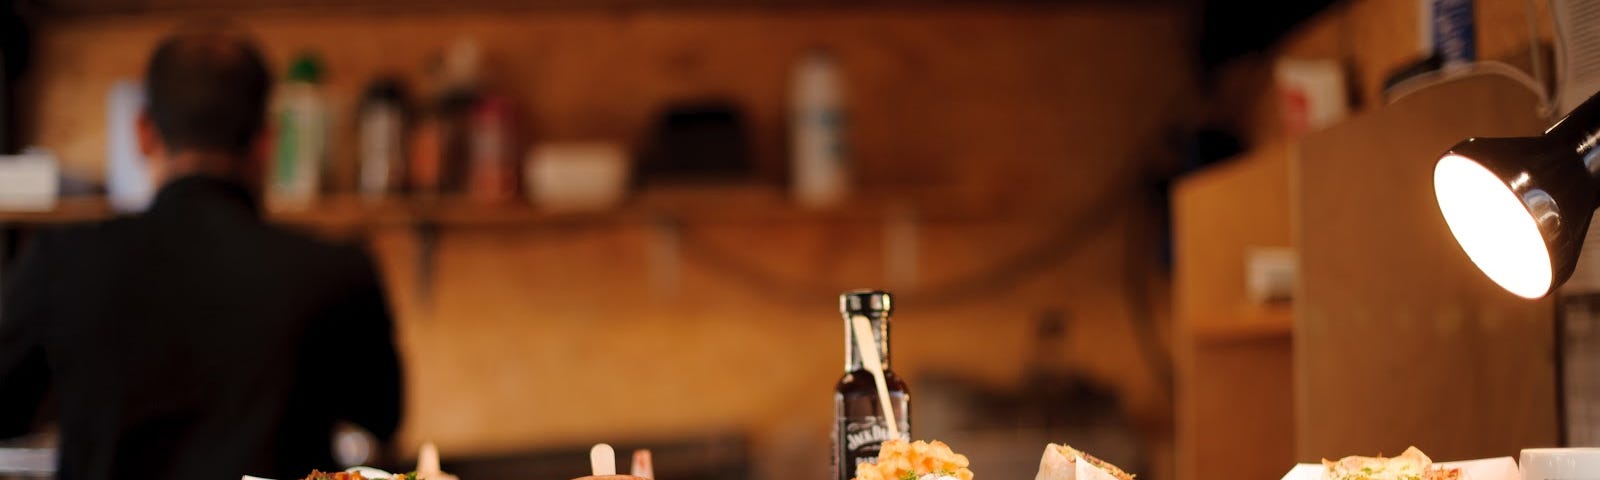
[896,469,958,480]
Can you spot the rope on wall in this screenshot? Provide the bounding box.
[669,177,1175,394]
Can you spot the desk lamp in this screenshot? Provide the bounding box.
[1434,92,1600,298]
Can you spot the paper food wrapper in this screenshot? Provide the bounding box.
[1035,444,1123,480]
[1279,456,1520,480]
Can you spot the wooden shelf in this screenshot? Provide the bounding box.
[33,0,1146,17]
[0,185,1053,229]
[0,197,112,225]
[1192,318,1292,345]
[1188,304,1293,345]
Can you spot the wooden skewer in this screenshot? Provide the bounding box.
[590,443,617,476]
[415,441,459,480]
[630,449,654,479]
[417,442,441,477]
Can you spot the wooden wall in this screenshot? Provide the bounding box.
[1212,0,1555,149]
[19,5,1195,480]
[25,6,1190,210]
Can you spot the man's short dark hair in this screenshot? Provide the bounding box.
[144,26,272,157]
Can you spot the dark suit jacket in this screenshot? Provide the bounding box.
[0,175,403,480]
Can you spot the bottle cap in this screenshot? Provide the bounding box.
[840,290,892,315]
[287,53,324,84]
[361,76,408,104]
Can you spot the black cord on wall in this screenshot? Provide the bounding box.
[671,177,1175,395]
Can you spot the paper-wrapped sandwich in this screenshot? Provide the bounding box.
[1035,444,1134,480]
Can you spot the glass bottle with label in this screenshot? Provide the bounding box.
[832,290,910,480]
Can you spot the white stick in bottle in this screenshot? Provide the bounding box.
[850,314,901,440]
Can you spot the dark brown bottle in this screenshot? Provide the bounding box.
[832,290,910,480]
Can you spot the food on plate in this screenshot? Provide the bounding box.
[1322,446,1462,480]
[300,470,417,480]
[287,442,456,480]
[850,439,974,480]
[1035,444,1134,480]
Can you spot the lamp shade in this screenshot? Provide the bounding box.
[1433,92,1600,298]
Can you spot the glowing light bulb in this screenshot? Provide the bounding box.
[1434,154,1553,298]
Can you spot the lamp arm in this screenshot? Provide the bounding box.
[1548,90,1600,180]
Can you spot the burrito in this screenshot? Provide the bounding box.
[1035,444,1134,480]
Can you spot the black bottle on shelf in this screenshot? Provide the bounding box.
[832,290,910,480]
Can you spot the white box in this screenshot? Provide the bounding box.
[0,154,60,212]
[524,142,628,212]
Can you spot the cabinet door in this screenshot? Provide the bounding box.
[1296,74,1557,461]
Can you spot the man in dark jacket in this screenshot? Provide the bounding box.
[0,26,403,480]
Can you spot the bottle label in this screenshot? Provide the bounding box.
[838,414,912,477]
[844,417,899,452]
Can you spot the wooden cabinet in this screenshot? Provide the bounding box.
[1174,73,1561,480]
[1172,144,1295,480]
[1294,72,1557,462]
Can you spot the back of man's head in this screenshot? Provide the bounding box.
[144,25,271,158]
